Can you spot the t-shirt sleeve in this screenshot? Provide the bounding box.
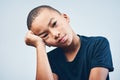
[90,37,114,72]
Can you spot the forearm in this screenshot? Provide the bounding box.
[36,45,54,80]
[25,31,54,80]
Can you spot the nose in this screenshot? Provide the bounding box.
[51,29,60,40]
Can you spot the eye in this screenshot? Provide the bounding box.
[38,32,49,40]
[42,33,48,38]
[52,21,57,27]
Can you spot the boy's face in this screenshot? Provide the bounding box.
[31,9,74,47]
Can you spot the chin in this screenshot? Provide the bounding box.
[61,40,72,48]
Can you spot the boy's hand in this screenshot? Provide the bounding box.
[25,30,45,48]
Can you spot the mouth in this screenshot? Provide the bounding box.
[58,34,67,44]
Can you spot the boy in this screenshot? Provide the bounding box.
[25,5,114,80]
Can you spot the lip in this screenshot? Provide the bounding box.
[58,34,67,44]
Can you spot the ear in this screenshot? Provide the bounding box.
[61,13,70,23]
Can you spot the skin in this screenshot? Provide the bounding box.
[25,8,109,80]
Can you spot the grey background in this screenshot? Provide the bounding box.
[0,0,120,80]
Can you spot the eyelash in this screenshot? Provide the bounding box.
[42,33,48,38]
[52,21,57,27]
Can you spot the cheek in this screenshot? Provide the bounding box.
[61,23,70,31]
[44,39,56,46]
[67,34,73,43]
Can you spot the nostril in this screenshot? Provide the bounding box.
[53,32,60,39]
[54,35,59,39]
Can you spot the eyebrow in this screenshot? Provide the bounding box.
[48,18,54,26]
[37,18,54,36]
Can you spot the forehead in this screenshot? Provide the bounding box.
[33,9,60,24]
[31,9,60,34]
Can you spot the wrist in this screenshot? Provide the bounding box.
[36,42,45,49]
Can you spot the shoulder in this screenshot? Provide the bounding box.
[47,48,61,55]
[47,48,62,61]
[80,35,108,41]
[92,36,109,43]
[79,35,110,52]
[80,35,109,45]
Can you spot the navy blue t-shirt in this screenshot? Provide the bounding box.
[47,35,114,80]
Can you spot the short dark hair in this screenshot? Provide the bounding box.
[27,5,61,30]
